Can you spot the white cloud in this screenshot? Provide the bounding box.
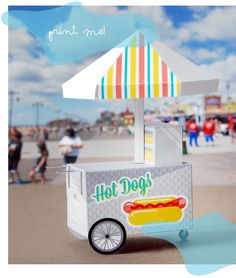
[193,47,225,62]
[9,29,41,62]
[179,7,236,42]
[188,6,211,20]
[201,55,236,96]
[179,46,226,64]
[9,29,99,109]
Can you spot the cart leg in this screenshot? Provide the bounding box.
[179,229,189,241]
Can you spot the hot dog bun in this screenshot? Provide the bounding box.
[123,196,186,226]
[128,206,182,225]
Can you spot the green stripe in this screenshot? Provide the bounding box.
[101,77,105,99]
[171,71,174,97]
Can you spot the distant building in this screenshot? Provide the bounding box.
[96,111,115,125]
[96,109,134,126]
[47,118,80,128]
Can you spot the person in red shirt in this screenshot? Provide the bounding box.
[202,118,215,146]
[186,119,199,147]
[228,116,234,132]
[228,116,236,143]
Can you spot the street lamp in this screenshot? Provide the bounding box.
[9,90,20,127]
[32,102,44,128]
[226,81,231,103]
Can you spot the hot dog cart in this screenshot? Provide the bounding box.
[62,31,218,254]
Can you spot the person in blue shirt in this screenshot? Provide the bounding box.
[29,140,49,184]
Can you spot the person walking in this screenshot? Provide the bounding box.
[29,140,49,184]
[186,119,199,147]
[8,127,24,184]
[228,116,236,143]
[43,128,49,141]
[228,116,234,134]
[202,118,215,146]
[59,127,83,164]
[232,120,236,144]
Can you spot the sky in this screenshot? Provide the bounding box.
[8,5,236,126]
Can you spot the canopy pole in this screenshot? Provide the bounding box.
[134,99,144,164]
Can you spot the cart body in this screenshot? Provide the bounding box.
[66,161,193,244]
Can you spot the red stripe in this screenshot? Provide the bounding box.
[162,61,168,97]
[139,33,145,98]
[116,54,122,99]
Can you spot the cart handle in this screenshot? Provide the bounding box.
[47,165,84,195]
[46,165,67,169]
[55,170,77,173]
[66,165,84,195]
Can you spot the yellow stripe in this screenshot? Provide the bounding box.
[153,50,159,97]
[107,65,113,99]
[130,35,136,98]
[177,79,181,96]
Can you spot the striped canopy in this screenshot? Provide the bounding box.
[97,33,181,100]
[63,31,218,100]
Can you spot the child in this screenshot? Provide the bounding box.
[29,140,49,184]
[8,128,24,184]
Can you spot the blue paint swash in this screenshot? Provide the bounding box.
[3,2,157,64]
[141,212,236,275]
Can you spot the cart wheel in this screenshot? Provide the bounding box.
[179,229,189,241]
[88,218,126,255]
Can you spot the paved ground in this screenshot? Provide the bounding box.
[9,184,236,264]
[9,136,236,264]
[21,135,235,159]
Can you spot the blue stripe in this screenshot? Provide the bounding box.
[101,77,105,99]
[147,43,151,98]
[124,46,128,98]
[171,71,174,97]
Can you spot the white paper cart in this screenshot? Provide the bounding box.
[62,31,218,254]
[66,161,192,254]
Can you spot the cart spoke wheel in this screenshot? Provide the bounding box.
[89,218,126,255]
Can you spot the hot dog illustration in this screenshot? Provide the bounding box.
[123,196,187,226]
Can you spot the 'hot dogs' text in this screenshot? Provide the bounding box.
[91,172,153,203]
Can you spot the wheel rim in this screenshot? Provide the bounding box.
[180,230,188,240]
[91,221,124,252]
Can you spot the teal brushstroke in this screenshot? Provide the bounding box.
[141,212,236,275]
